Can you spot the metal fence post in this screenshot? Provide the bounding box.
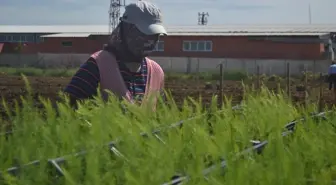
[286,62,290,99]
[219,62,223,107]
[318,73,324,112]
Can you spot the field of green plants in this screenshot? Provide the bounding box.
[0,66,249,81]
[0,79,336,185]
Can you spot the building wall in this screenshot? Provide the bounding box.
[0,53,330,75]
[20,35,325,60]
[21,37,105,54]
[152,36,324,60]
[0,33,47,43]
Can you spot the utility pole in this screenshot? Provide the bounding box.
[108,0,126,33]
[308,3,312,24]
[198,12,209,25]
[329,38,335,61]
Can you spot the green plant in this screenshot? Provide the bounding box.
[164,71,248,81]
[0,67,76,77]
[0,79,335,185]
[268,75,282,82]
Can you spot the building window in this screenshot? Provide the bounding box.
[20,35,27,42]
[190,41,198,51]
[35,35,44,42]
[183,42,190,51]
[61,41,72,47]
[26,35,34,43]
[205,41,212,51]
[12,35,20,42]
[183,40,212,52]
[154,40,164,51]
[5,35,12,42]
[36,36,44,42]
[0,35,5,42]
[198,41,205,51]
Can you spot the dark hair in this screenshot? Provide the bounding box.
[332,61,336,64]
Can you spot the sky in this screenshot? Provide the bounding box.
[0,0,335,25]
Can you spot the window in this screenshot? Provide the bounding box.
[62,41,72,47]
[37,36,44,42]
[154,41,164,51]
[198,41,205,51]
[190,41,197,51]
[12,35,20,42]
[20,35,27,42]
[183,42,190,51]
[0,35,5,42]
[26,35,34,43]
[205,41,212,51]
[5,35,12,42]
[36,35,44,42]
[183,41,212,52]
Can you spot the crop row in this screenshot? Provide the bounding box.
[0,104,332,185]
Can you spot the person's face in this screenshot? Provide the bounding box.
[142,34,161,55]
[124,25,161,58]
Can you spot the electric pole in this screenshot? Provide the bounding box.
[308,3,312,24]
[108,0,126,33]
[198,12,209,25]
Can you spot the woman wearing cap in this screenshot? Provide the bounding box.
[63,1,167,109]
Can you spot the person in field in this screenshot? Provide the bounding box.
[63,1,167,109]
[328,61,336,91]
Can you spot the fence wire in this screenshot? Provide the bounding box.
[0,107,334,185]
[162,111,334,185]
[0,104,242,177]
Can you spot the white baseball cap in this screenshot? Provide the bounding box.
[120,0,168,36]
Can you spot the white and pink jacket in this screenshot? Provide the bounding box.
[90,50,165,109]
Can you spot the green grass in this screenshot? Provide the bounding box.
[0,67,77,77]
[0,67,322,82]
[165,71,248,81]
[0,67,248,81]
[0,80,336,185]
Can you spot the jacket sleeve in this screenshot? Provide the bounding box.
[64,58,100,105]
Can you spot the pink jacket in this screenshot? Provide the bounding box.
[90,50,164,108]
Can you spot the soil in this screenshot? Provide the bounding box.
[0,74,335,121]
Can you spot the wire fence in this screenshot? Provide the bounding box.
[0,104,241,176]
[162,111,332,185]
[0,54,330,75]
[211,62,335,109]
[0,59,334,109]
